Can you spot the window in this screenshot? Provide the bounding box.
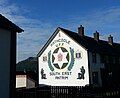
[109,56,112,64]
[92,72,98,84]
[92,53,96,63]
[105,56,109,63]
[110,56,116,64]
[100,54,105,63]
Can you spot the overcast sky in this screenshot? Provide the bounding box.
[0,0,120,62]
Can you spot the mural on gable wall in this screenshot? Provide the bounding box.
[39,31,89,86]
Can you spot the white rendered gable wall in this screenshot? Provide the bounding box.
[39,30,89,86]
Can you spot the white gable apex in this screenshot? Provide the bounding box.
[38,29,87,57]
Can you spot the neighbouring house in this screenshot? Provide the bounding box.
[16,57,38,88]
[0,14,23,98]
[37,25,120,87]
[16,73,36,88]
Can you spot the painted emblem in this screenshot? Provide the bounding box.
[48,47,75,71]
[58,33,61,37]
[77,66,85,79]
[75,50,82,59]
[41,68,47,79]
[43,56,47,62]
[76,53,81,58]
[52,47,69,69]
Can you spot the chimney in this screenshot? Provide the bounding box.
[108,35,113,45]
[78,25,84,36]
[94,31,99,41]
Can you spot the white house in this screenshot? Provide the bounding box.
[16,74,36,88]
[37,25,120,87]
[0,14,23,98]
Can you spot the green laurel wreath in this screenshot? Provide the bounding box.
[48,51,54,71]
[68,47,74,71]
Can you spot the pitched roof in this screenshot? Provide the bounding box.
[37,27,120,56]
[0,14,23,33]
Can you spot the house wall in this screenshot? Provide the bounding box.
[0,29,11,98]
[16,75,27,88]
[16,75,35,88]
[27,77,35,88]
[39,30,89,86]
[88,52,104,86]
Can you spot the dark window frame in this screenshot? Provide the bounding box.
[100,54,105,63]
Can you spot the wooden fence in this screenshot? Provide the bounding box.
[16,85,120,98]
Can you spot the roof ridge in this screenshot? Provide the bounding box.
[59,27,120,45]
